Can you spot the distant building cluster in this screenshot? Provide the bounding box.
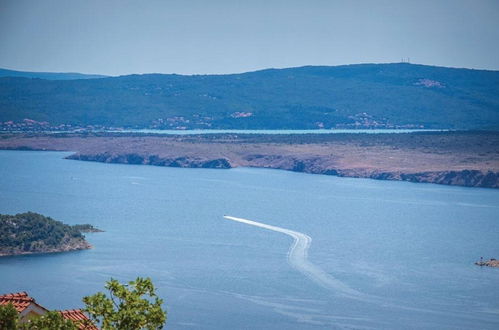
[0,113,425,132]
[150,114,214,129]
[336,112,424,129]
[415,78,444,88]
[230,112,253,118]
[0,119,120,132]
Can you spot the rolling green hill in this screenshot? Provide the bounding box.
[0,63,498,129]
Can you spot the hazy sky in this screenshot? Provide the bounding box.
[1,0,499,75]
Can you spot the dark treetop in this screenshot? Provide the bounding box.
[0,212,96,256]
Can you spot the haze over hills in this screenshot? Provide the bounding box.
[0,68,107,80]
[0,63,498,130]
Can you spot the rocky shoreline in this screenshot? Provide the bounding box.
[0,212,98,257]
[0,235,92,257]
[66,152,499,188]
[475,259,499,268]
[1,131,499,188]
[68,153,232,169]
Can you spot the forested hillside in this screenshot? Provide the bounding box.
[0,212,93,256]
[1,63,498,129]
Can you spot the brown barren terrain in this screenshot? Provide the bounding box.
[1,131,498,188]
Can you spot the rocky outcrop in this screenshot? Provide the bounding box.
[67,153,232,169]
[67,152,499,188]
[245,156,499,188]
[475,258,499,268]
[336,169,498,188]
[0,235,91,257]
[361,170,499,188]
[3,131,499,189]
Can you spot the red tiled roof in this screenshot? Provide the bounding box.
[0,292,36,313]
[59,309,98,330]
[1,292,96,329]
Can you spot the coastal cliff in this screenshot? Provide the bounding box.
[66,152,499,188]
[1,131,499,188]
[68,153,231,169]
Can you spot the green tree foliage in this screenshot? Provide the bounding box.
[83,277,167,329]
[0,212,86,254]
[17,311,76,330]
[1,63,499,129]
[0,306,77,330]
[0,303,18,330]
[0,278,166,329]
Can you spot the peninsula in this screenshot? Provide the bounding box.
[0,212,98,257]
[0,130,498,188]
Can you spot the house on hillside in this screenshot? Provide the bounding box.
[0,292,48,321]
[0,292,96,329]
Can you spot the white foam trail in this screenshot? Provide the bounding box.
[224,216,487,319]
[224,215,364,299]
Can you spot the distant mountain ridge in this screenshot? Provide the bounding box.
[0,63,498,130]
[0,68,107,80]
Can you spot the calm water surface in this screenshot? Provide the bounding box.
[0,150,498,329]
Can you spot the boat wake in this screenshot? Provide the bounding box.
[223,215,489,320]
[223,215,365,300]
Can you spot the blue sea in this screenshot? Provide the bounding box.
[0,150,498,329]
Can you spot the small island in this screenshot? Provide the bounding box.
[475,258,499,268]
[0,212,100,257]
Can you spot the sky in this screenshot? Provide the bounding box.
[1,0,499,76]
